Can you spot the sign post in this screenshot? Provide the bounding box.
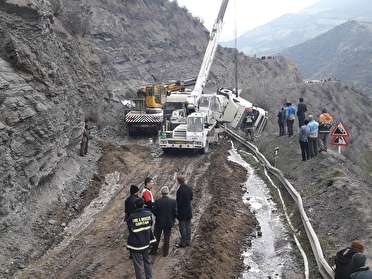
[330,122,349,154]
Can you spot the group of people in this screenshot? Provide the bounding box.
[124,175,193,279]
[335,240,372,279]
[277,98,334,161]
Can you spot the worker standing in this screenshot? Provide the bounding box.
[299,119,310,161]
[79,122,90,156]
[318,108,334,152]
[277,108,286,136]
[297,97,307,127]
[176,175,193,247]
[142,177,155,210]
[126,198,156,279]
[307,115,319,158]
[286,102,296,137]
[150,186,177,257]
[124,185,140,222]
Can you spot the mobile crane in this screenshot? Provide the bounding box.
[159,0,268,152]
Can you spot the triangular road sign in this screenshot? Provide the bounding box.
[331,135,348,146]
[331,122,349,137]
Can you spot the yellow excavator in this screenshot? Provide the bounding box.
[124,78,195,136]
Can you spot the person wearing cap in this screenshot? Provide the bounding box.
[125,185,140,222]
[142,177,155,210]
[335,240,365,279]
[176,175,193,247]
[351,253,372,279]
[127,198,155,279]
[149,186,177,257]
[307,114,319,158]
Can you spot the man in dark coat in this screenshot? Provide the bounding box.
[351,253,372,279]
[335,240,365,279]
[80,122,90,156]
[277,108,286,136]
[124,185,140,222]
[127,198,156,279]
[150,186,177,256]
[297,97,307,127]
[176,175,193,247]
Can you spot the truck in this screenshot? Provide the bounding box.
[159,0,268,152]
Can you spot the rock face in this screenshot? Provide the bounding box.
[281,20,372,94]
[0,0,371,277]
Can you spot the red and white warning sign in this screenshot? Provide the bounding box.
[330,122,349,147]
[331,135,348,146]
[331,122,349,137]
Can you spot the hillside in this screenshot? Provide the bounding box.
[281,20,372,94]
[1,0,372,278]
[222,0,372,55]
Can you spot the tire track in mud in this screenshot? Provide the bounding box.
[15,141,256,279]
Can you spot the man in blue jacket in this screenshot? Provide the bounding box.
[286,102,296,137]
[307,115,319,158]
[127,198,156,279]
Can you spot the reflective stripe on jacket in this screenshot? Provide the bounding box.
[127,208,156,251]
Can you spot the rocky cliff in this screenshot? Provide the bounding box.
[0,0,371,277]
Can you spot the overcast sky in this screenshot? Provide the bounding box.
[174,0,319,41]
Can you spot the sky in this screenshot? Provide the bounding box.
[173,0,319,41]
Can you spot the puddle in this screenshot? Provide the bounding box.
[228,147,303,278]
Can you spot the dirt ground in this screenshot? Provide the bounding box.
[14,139,256,279]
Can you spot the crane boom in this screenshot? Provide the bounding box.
[189,0,229,106]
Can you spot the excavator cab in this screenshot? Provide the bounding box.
[142,84,167,109]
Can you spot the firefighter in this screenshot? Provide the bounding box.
[127,198,156,279]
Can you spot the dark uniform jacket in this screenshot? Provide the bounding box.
[124,195,138,222]
[335,247,359,279]
[152,196,177,228]
[176,183,193,221]
[126,208,156,251]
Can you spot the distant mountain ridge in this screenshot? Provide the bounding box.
[222,0,372,56]
[281,20,372,94]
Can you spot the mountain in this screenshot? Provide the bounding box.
[1,1,372,278]
[281,20,372,93]
[222,0,372,55]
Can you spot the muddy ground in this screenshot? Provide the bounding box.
[14,137,256,279]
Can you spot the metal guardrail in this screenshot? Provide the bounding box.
[225,127,334,279]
